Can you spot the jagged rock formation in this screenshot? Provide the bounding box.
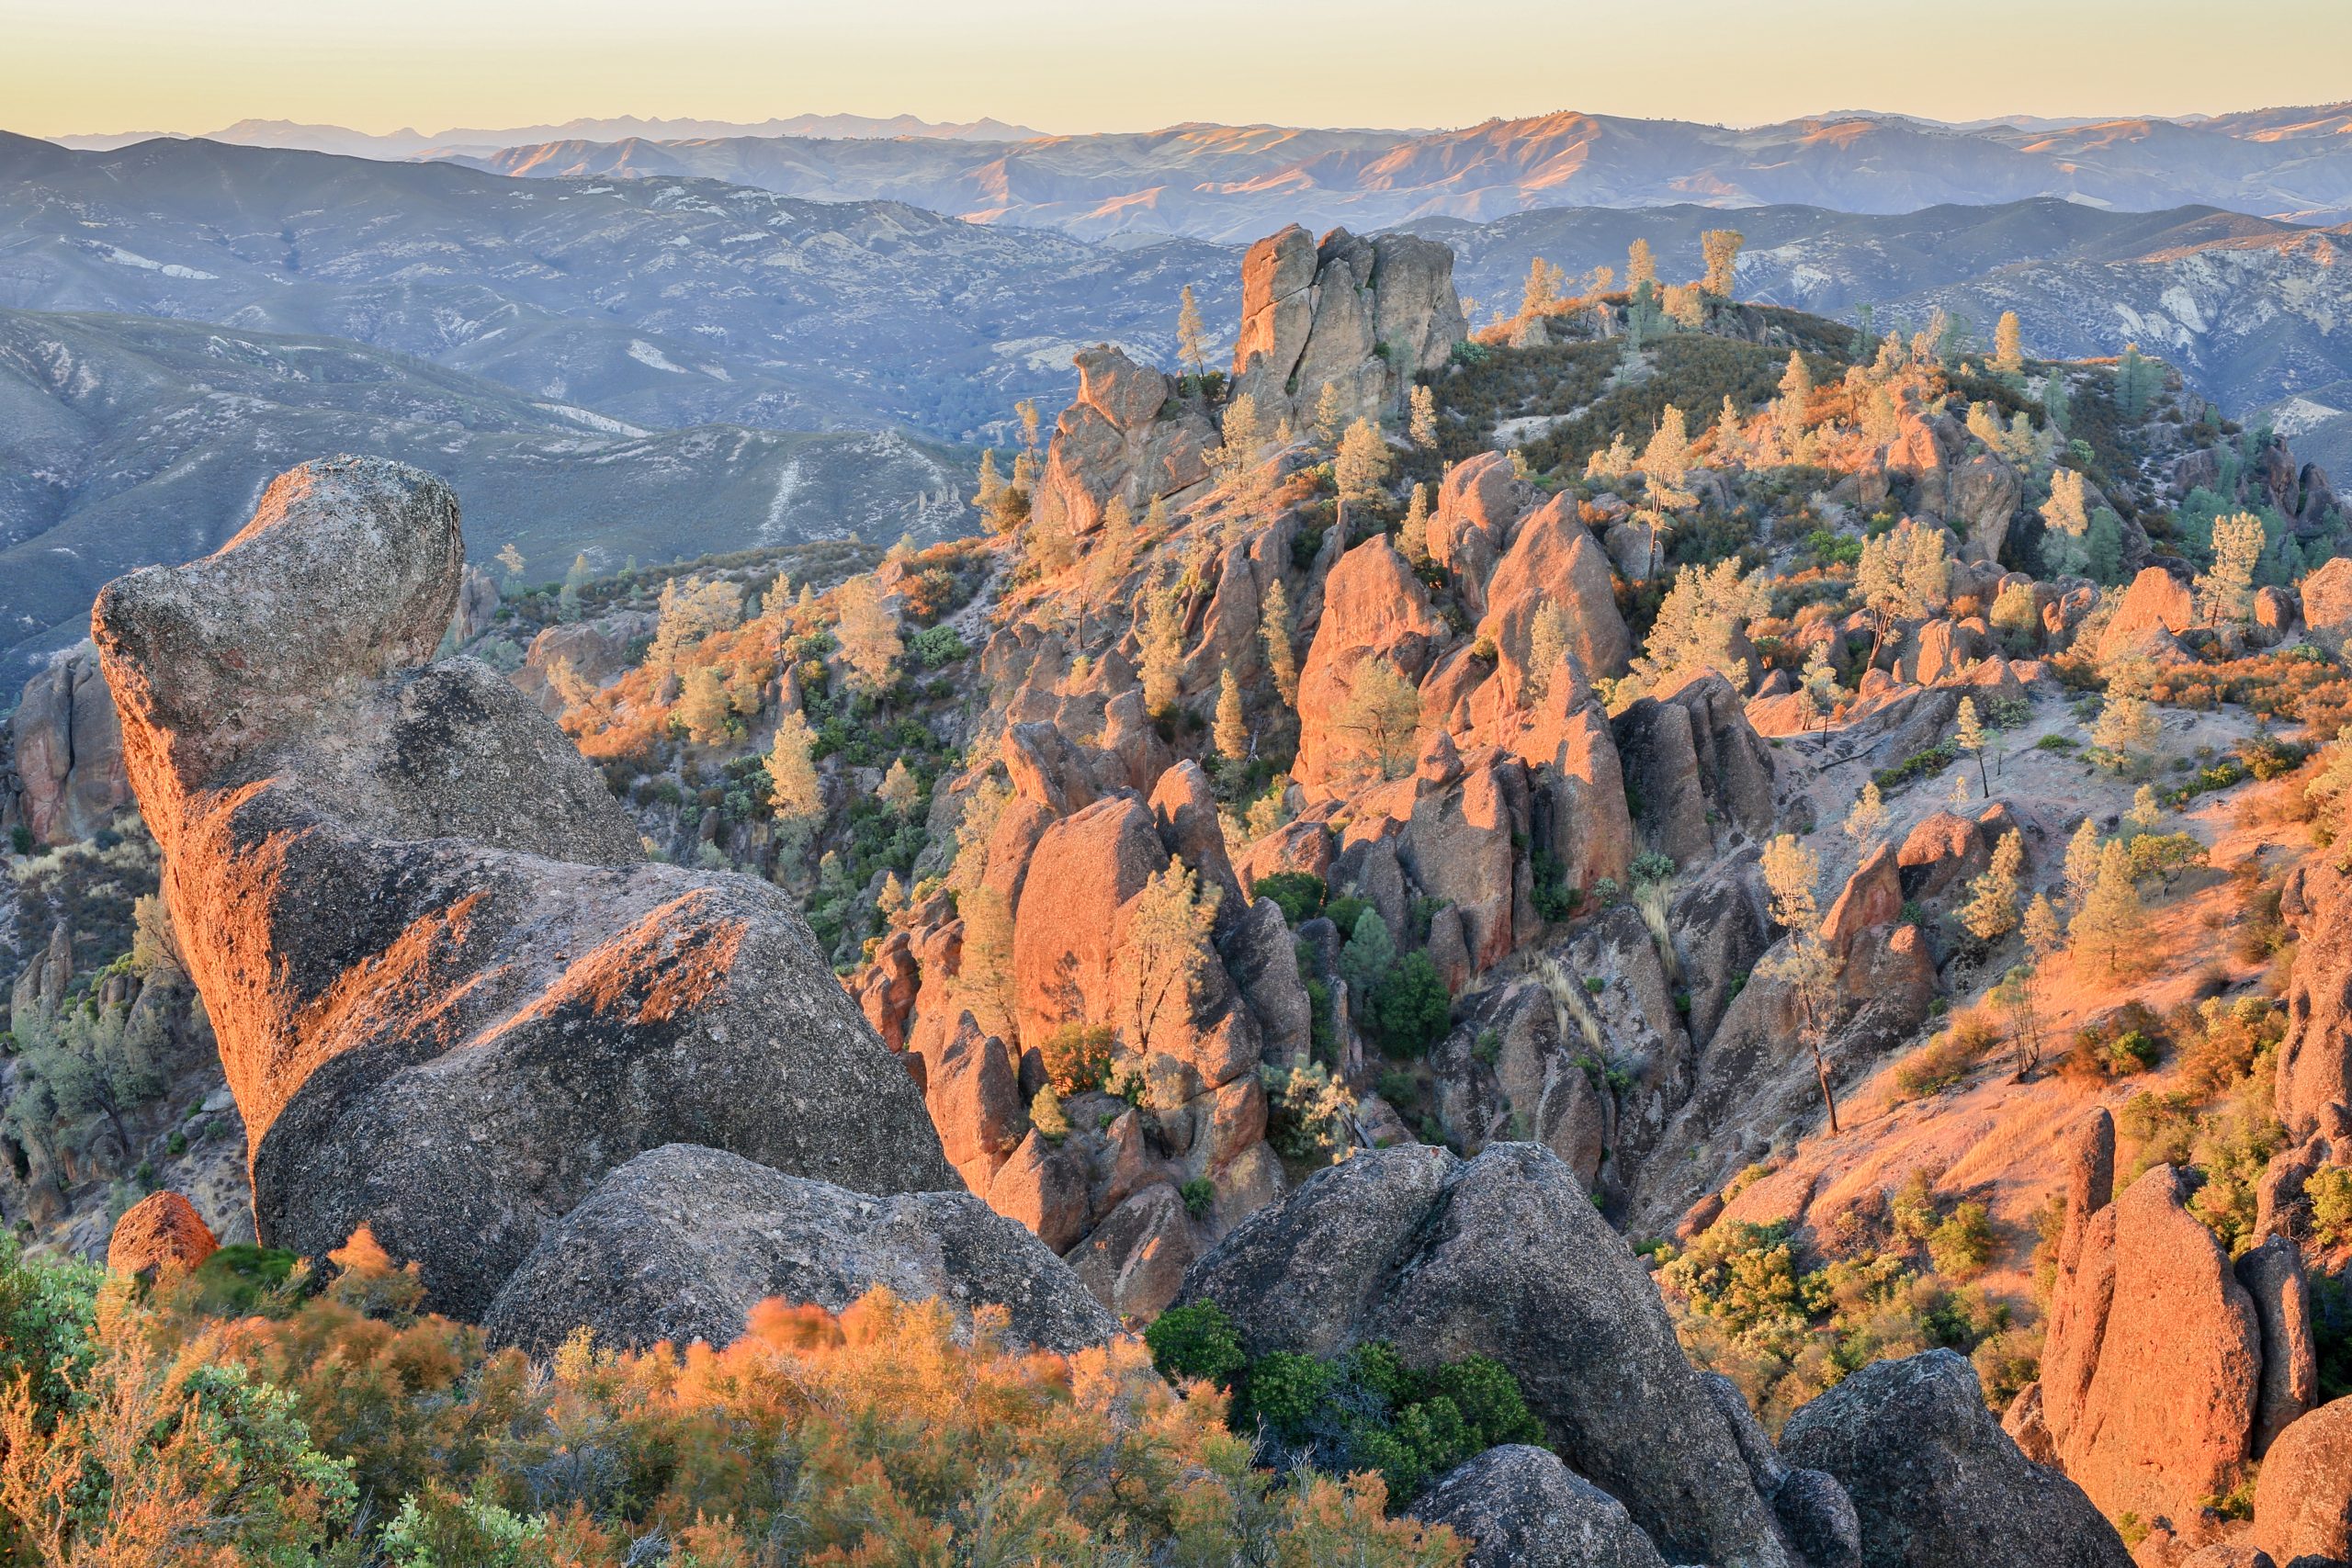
[1411,1445,1670,1568]
[1030,345,1216,540]
[1228,224,1465,432]
[2278,858,2352,1139]
[2025,1111,2316,1539]
[1780,1350,2133,1568]
[2251,1395,2352,1564]
[1,640,131,847]
[105,1190,219,1280]
[1177,1142,1805,1567]
[481,1143,1114,1356]
[92,456,961,1320]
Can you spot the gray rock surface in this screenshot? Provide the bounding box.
[1176,1141,1792,1568]
[1780,1349,2133,1568]
[93,457,960,1320]
[483,1144,1114,1356]
[1410,1445,1669,1568]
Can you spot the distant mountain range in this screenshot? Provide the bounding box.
[51,112,1043,159]
[424,106,2352,242]
[0,308,970,668]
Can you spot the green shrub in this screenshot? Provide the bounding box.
[910,624,970,668]
[1180,1178,1217,1221]
[1927,1202,1996,1280]
[2312,1167,2352,1248]
[1255,872,1329,926]
[1145,1300,1250,1386]
[1323,895,1373,940]
[1371,953,1453,1056]
[1040,1023,1114,1095]
[1872,741,1958,793]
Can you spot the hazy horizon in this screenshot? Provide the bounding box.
[13,0,2350,142]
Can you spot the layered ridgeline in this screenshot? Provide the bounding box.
[6,222,2352,1560]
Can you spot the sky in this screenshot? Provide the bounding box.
[9,0,2349,140]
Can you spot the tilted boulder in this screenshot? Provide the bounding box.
[1175,1142,1794,1567]
[1032,345,1214,540]
[1779,1349,2132,1568]
[2096,564,2196,663]
[482,1144,1114,1357]
[1949,452,2022,564]
[92,457,960,1318]
[2301,555,2352,656]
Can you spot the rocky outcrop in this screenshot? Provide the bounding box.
[2278,859,2352,1139]
[93,457,960,1319]
[105,1190,219,1281]
[1779,1350,2132,1568]
[1228,225,1464,432]
[1950,452,2022,564]
[2039,1154,2264,1528]
[2300,556,2352,656]
[1476,493,1633,693]
[1032,345,1215,540]
[2097,565,2197,663]
[2234,1235,2320,1455]
[2251,1395,2352,1565]
[1176,1142,1794,1568]
[481,1144,1114,1357]
[1294,536,1446,794]
[2,640,131,847]
[1412,1445,1670,1568]
[1612,672,1778,867]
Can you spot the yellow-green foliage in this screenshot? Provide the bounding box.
[0,1240,1461,1566]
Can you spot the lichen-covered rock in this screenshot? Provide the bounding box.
[106,1190,219,1280]
[1410,1445,1669,1568]
[1176,1142,1792,1568]
[1950,452,2022,564]
[482,1144,1114,1357]
[2251,1395,2352,1564]
[93,457,959,1319]
[1780,1350,2133,1568]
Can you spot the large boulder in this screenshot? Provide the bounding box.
[1779,1350,2132,1568]
[1294,536,1446,795]
[2096,565,2196,663]
[1032,345,1214,540]
[106,1190,219,1281]
[2251,1395,2352,1564]
[2041,1161,2263,1526]
[1950,453,2022,564]
[92,457,961,1319]
[1176,1142,1793,1567]
[2278,859,2352,1139]
[1229,225,1464,432]
[481,1144,1114,1357]
[2301,556,2352,656]
[1010,795,1167,1050]
[2,640,131,847]
[1411,1445,1669,1568]
[1476,493,1633,692]
[1611,671,1777,866]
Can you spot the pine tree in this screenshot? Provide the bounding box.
[832,574,904,694]
[1261,577,1299,706]
[1176,283,1209,385]
[2089,694,2159,772]
[1114,863,1219,1057]
[1408,384,1440,449]
[878,757,922,813]
[495,541,526,582]
[2064,818,2103,907]
[1758,834,1845,1134]
[1776,352,1814,444]
[1627,238,1657,289]
[2126,784,2162,836]
[975,448,1002,508]
[1524,601,1574,707]
[1638,404,1693,511]
[2072,838,2144,976]
[1310,382,1347,449]
[1960,830,2025,943]
[1334,418,1392,533]
[1017,399,1042,460]
[1700,229,1744,297]
[1844,779,1887,847]
[1339,905,1397,1020]
[1214,669,1249,761]
[1399,483,1431,566]
[1333,658,1422,783]
[1800,643,1839,732]
[2196,512,2266,627]
[1216,395,1264,479]
[559,552,591,622]
[2041,468,2093,577]
[1075,494,1135,646]
[1993,310,2024,377]
[676,665,732,745]
[1520,256,1566,317]
[1955,697,1988,796]
[765,708,823,827]
[1140,580,1184,718]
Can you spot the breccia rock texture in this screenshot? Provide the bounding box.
[481,1144,1114,1357]
[1778,1350,2132,1568]
[92,456,960,1320]
[1410,1445,1669,1568]
[1174,1141,1796,1568]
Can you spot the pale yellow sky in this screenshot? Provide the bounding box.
[9,0,2346,140]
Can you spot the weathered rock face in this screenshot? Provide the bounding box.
[2251,1395,2352,1564]
[2301,556,2352,656]
[1476,494,1633,694]
[1032,345,1215,540]
[481,1144,1114,1357]
[1412,1445,1670,1568]
[1176,1143,1793,1568]
[94,457,960,1319]
[1294,536,1446,795]
[2097,565,2197,663]
[2040,1158,2264,1527]
[2278,859,2352,1139]
[1612,671,1778,867]
[106,1190,219,1280]
[1779,1350,2133,1568]
[1229,224,1465,432]
[1949,452,2022,564]
[2,641,131,847]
